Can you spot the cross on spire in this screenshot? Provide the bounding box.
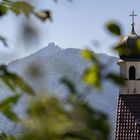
[129,10,137,32]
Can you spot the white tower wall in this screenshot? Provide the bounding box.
[118,60,140,94]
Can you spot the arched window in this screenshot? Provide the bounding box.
[129,66,136,80]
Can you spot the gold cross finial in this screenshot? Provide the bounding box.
[129,10,137,32]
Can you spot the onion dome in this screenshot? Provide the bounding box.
[119,30,140,61]
[118,11,140,61]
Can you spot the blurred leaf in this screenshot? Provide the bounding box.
[10,6,20,15]
[2,108,19,122]
[13,1,33,16]
[34,10,52,22]
[20,22,39,46]
[0,95,20,109]
[0,132,16,140]
[1,75,17,93]
[7,73,35,95]
[26,63,43,79]
[81,49,98,63]
[136,39,140,52]
[19,96,110,140]
[106,21,121,36]
[107,73,125,85]
[0,65,16,92]
[0,36,8,47]
[114,44,127,55]
[0,64,6,72]
[0,95,20,122]
[0,4,8,16]
[83,65,101,89]
[61,78,77,95]
[0,65,35,95]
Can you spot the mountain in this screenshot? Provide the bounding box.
[0,42,119,138]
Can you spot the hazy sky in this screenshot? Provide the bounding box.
[0,0,140,63]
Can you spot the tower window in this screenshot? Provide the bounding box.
[129,66,136,80]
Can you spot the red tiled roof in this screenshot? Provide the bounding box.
[115,94,140,140]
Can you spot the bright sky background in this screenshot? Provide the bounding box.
[0,0,140,63]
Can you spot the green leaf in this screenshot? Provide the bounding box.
[13,1,33,16]
[0,95,20,122]
[10,7,20,15]
[0,95,20,109]
[0,4,8,16]
[3,108,19,122]
[0,65,35,95]
[106,21,121,36]
[1,76,17,94]
[0,132,16,140]
[114,44,126,55]
[81,49,98,63]
[83,65,101,89]
[7,73,35,95]
[107,73,125,85]
[61,78,77,95]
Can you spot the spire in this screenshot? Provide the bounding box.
[129,10,137,32]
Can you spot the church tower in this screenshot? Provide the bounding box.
[115,11,140,140]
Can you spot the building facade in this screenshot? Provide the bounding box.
[115,11,140,140]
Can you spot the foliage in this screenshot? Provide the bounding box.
[0,95,20,122]
[105,21,122,36]
[81,48,125,90]
[0,0,51,20]
[0,132,16,140]
[18,96,109,140]
[0,65,35,95]
[0,1,128,140]
[0,0,52,47]
[0,64,35,122]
